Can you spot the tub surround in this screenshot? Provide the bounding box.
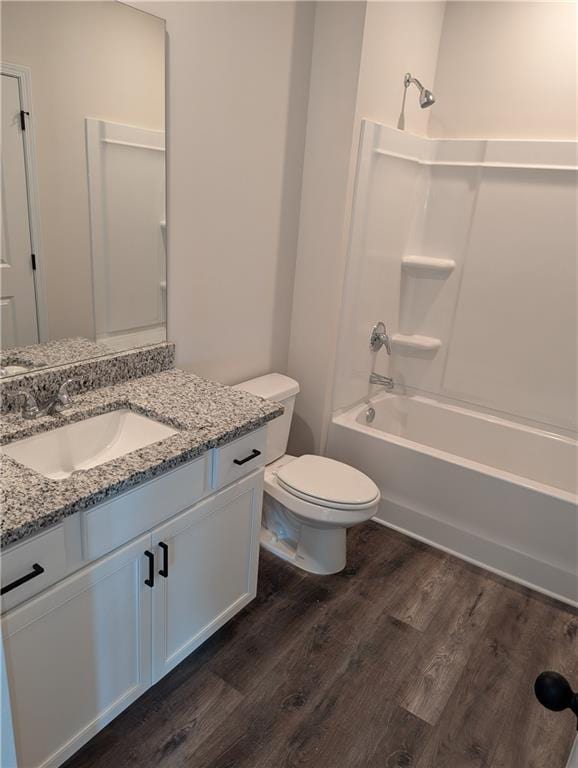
[0,342,175,414]
[334,122,578,434]
[1,368,282,548]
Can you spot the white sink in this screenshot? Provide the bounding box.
[1,409,178,480]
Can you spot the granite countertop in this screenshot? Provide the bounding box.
[0,369,282,548]
[1,337,112,376]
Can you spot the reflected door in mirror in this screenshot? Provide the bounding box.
[1,71,39,348]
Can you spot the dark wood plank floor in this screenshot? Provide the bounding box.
[64,522,578,768]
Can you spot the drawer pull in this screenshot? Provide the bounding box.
[233,449,262,466]
[1,563,45,596]
[144,550,155,588]
[159,542,169,578]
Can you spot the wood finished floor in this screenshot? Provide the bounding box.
[64,522,578,768]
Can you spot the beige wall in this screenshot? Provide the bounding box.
[286,1,367,454]
[2,2,164,341]
[287,1,445,454]
[429,1,577,139]
[136,1,314,385]
[356,1,446,137]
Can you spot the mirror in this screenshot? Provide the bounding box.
[1,1,166,376]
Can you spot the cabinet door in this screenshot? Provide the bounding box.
[2,535,152,768]
[151,471,263,683]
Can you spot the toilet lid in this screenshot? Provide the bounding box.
[276,455,379,507]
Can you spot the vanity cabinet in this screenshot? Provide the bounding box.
[2,534,152,768]
[2,460,264,768]
[151,475,262,682]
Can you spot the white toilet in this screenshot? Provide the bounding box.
[234,373,380,575]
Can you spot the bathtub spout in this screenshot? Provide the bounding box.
[369,372,394,391]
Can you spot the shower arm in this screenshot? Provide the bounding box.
[404,74,424,92]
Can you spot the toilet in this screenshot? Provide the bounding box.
[234,373,380,575]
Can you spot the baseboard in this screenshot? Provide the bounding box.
[372,496,577,608]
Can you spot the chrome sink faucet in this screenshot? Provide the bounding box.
[369,372,394,391]
[17,379,77,420]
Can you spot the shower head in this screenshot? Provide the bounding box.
[419,88,435,109]
[404,72,435,109]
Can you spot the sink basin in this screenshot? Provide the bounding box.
[1,409,178,480]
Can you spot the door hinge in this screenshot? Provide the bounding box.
[31,253,36,271]
[20,110,30,131]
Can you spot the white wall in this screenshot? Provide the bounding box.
[2,1,164,341]
[429,1,577,139]
[286,1,367,454]
[135,1,314,385]
[355,2,446,137]
[287,1,445,454]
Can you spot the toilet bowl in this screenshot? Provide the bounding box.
[234,374,380,574]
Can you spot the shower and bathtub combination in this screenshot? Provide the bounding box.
[327,120,577,607]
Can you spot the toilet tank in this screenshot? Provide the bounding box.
[233,373,300,465]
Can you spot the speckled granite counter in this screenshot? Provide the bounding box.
[1,369,282,548]
[1,342,175,413]
[1,337,111,374]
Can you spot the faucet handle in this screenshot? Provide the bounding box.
[56,378,78,409]
[16,389,39,419]
[383,331,392,356]
[370,321,392,355]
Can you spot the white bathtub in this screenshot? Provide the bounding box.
[327,393,578,606]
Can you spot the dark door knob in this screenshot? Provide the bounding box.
[535,672,578,728]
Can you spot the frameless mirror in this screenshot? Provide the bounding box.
[1,1,166,376]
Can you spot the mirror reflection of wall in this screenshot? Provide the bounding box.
[1,1,165,362]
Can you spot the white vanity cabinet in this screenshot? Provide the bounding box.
[151,474,262,682]
[2,534,152,768]
[1,429,267,768]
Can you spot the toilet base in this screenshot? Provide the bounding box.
[260,517,347,575]
[260,460,379,575]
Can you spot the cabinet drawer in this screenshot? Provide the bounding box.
[212,427,267,490]
[82,454,210,561]
[1,526,66,613]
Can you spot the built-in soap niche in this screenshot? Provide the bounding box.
[391,332,441,358]
[401,255,456,274]
[397,254,455,354]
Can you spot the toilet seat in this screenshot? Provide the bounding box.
[276,455,379,511]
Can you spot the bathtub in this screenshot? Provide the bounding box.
[326,392,578,606]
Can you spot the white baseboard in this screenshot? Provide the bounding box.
[373,495,577,608]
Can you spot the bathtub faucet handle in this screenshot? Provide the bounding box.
[370,322,392,355]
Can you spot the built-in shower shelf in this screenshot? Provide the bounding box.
[391,334,442,352]
[401,255,456,274]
